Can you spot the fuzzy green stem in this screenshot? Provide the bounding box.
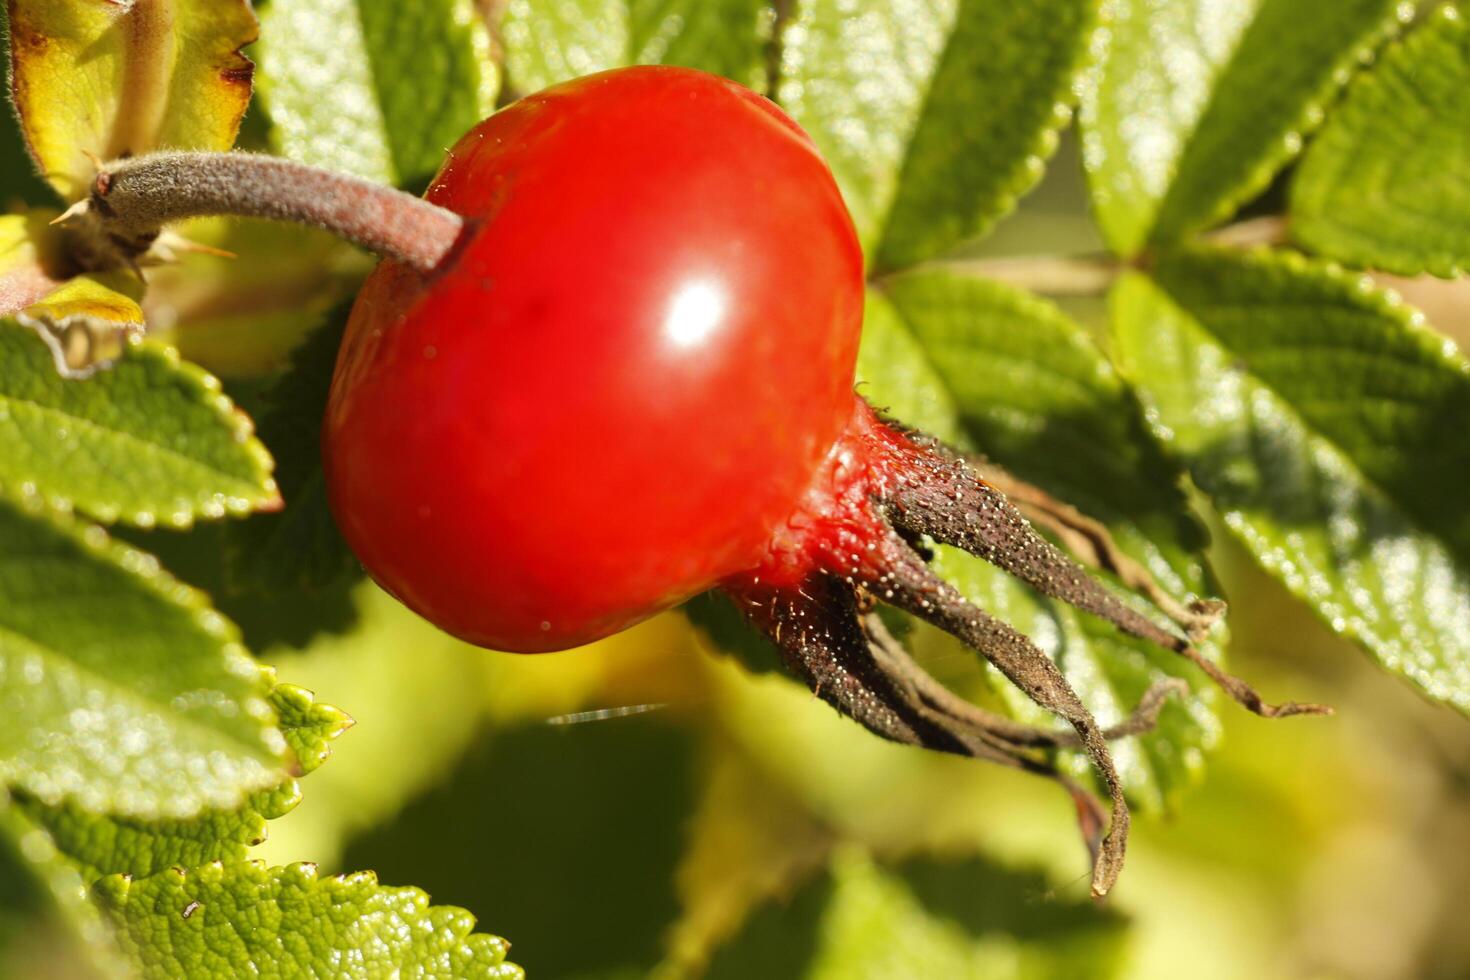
[73,151,465,273]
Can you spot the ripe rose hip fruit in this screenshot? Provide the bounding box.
[318,66,1322,896]
[324,66,863,653]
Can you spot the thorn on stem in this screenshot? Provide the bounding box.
[50,199,91,226]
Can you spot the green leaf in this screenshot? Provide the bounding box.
[266,678,354,777]
[857,288,963,443]
[1291,5,1470,278]
[0,319,279,527]
[343,716,695,979]
[0,797,123,980]
[1111,246,1470,713]
[93,862,523,980]
[224,309,360,597]
[704,847,1128,979]
[13,784,299,885]
[7,0,257,199]
[861,271,1221,807]
[1081,0,1405,255]
[12,680,350,880]
[257,0,498,188]
[778,0,1098,270]
[0,493,288,818]
[498,0,772,94]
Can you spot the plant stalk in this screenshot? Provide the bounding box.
[65,151,465,273]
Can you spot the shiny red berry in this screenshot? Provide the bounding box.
[323,65,864,652]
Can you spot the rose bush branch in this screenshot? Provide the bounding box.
[57,151,465,274]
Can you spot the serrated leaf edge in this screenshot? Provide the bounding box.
[1289,4,1470,279]
[1172,243,1469,377]
[872,1,1101,272]
[1120,246,1470,711]
[265,677,355,776]
[1146,2,1411,248]
[92,860,523,977]
[1,327,280,528]
[0,489,288,765]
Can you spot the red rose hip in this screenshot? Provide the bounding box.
[322,66,864,652]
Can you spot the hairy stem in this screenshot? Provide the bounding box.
[63,151,465,273]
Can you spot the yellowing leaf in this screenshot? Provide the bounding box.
[18,272,144,378]
[8,0,258,199]
[0,212,65,316]
[23,273,141,325]
[0,214,144,376]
